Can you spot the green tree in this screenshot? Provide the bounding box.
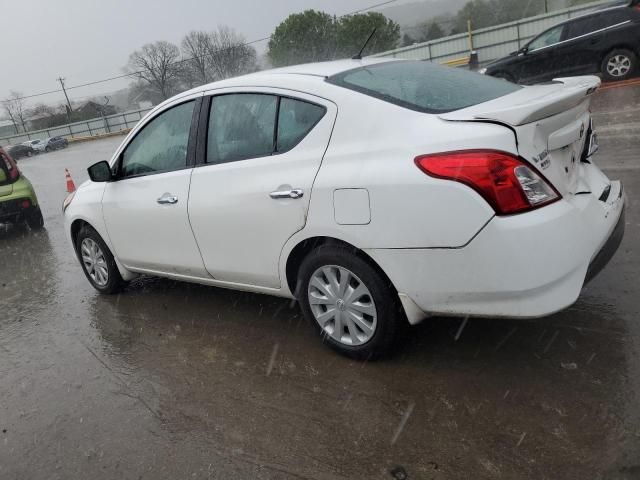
[267,10,400,67]
[423,22,445,41]
[267,10,337,67]
[336,12,400,57]
[401,33,416,47]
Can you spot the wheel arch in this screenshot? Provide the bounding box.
[284,235,398,299]
[601,44,639,65]
[69,217,137,281]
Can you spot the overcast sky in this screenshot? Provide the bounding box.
[1,0,406,109]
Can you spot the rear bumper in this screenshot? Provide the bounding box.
[366,180,625,323]
[585,204,625,284]
[0,201,38,222]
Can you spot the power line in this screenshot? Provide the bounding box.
[2,0,399,104]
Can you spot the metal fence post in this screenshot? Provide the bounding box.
[87,120,93,137]
[516,22,521,49]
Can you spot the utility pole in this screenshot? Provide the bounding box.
[57,77,73,122]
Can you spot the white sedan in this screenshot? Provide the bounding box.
[63,59,625,358]
[22,139,47,153]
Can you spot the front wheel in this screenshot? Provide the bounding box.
[602,49,637,82]
[45,146,51,153]
[297,245,402,359]
[76,225,125,294]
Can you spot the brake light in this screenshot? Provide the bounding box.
[415,150,560,215]
[1,153,19,181]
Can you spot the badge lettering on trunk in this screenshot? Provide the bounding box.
[532,149,550,169]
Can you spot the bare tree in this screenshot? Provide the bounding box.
[207,26,258,81]
[126,41,182,100]
[181,31,213,85]
[2,91,28,134]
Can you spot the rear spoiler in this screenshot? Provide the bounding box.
[439,76,601,126]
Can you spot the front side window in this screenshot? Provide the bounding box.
[207,94,277,164]
[528,25,564,50]
[121,100,194,178]
[276,98,325,153]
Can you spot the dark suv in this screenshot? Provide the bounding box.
[484,1,640,83]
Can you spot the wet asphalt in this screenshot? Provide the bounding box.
[1,83,639,480]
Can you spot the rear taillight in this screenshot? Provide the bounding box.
[1,153,19,181]
[415,150,560,215]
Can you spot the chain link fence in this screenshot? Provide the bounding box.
[0,108,153,147]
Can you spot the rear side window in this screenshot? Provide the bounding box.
[327,61,521,114]
[206,94,326,164]
[566,11,629,38]
[276,98,325,153]
[207,94,277,164]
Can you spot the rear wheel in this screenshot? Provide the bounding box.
[25,206,44,230]
[76,225,124,294]
[26,150,33,158]
[297,245,402,359]
[45,146,51,153]
[602,49,636,81]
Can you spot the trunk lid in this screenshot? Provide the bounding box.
[440,76,601,196]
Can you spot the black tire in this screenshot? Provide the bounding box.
[75,225,125,294]
[25,206,44,230]
[601,49,637,82]
[26,150,33,157]
[45,146,51,153]
[297,245,402,360]
[492,70,516,83]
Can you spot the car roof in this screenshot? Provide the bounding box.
[551,3,628,26]
[147,58,401,114]
[198,58,395,91]
[259,58,395,77]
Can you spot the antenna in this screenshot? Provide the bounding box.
[352,28,377,60]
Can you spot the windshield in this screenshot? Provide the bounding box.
[327,61,521,113]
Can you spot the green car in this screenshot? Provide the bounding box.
[0,147,44,229]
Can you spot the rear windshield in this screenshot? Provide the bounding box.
[326,61,521,114]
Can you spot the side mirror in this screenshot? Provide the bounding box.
[518,46,528,55]
[88,161,112,182]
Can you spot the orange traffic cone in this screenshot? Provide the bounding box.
[65,168,76,193]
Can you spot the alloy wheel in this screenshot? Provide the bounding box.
[80,238,109,287]
[308,265,377,346]
[607,54,631,78]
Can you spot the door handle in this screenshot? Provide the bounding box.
[157,193,178,205]
[269,188,304,200]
